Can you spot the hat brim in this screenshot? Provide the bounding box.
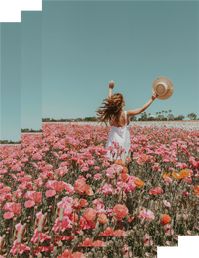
[153,77,174,100]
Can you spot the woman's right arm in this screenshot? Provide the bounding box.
[108,80,114,98]
[127,93,158,116]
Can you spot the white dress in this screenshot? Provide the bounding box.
[105,110,131,162]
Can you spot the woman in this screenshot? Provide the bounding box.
[96,80,158,163]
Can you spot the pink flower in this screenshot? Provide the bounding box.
[105,164,123,178]
[3,211,14,220]
[126,177,137,192]
[138,208,155,221]
[183,177,192,184]
[57,197,73,216]
[45,189,56,198]
[32,152,42,161]
[99,183,114,195]
[189,156,199,168]
[93,173,102,180]
[31,229,51,243]
[13,189,23,199]
[143,234,153,246]
[52,216,73,233]
[81,166,89,172]
[58,249,86,258]
[0,186,11,194]
[34,212,47,231]
[163,224,174,236]
[10,240,30,255]
[34,178,43,187]
[24,200,35,208]
[15,223,26,243]
[163,200,171,208]
[136,153,151,165]
[55,166,69,177]
[92,198,105,213]
[152,162,161,172]
[182,191,189,197]
[45,180,74,194]
[24,191,42,204]
[176,162,188,169]
[3,202,22,215]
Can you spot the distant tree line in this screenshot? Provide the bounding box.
[42,111,198,122]
[0,140,21,144]
[136,111,198,121]
[21,128,42,132]
[42,117,98,122]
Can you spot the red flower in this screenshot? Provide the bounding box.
[112,204,129,220]
[57,249,73,258]
[79,237,93,247]
[70,212,79,223]
[53,181,66,192]
[161,214,171,225]
[149,186,164,195]
[194,185,199,196]
[58,249,86,258]
[83,208,97,222]
[99,227,115,236]
[79,199,88,208]
[84,185,94,196]
[120,169,129,182]
[99,227,126,237]
[92,240,106,247]
[113,229,127,237]
[127,216,135,223]
[33,245,54,255]
[97,213,108,225]
[79,216,96,230]
[72,252,86,258]
[74,179,87,195]
[54,236,74,242]
[74,178,93,196]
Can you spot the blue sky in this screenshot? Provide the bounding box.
[42,0,199,119]
[0,0,199,141]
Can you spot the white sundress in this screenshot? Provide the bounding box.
[105,110,131,162]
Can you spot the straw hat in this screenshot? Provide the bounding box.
[152,76,174,100]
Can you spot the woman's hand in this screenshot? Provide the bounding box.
[151,91,158,100]
[108,80,114,98]
[109,80,115,89]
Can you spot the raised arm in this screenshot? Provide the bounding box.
[127,92,158,116]
[108,80,115,98]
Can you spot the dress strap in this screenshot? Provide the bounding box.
[125,111,128,125]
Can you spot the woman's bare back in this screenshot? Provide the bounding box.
[109,111,130,127]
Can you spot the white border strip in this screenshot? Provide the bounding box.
[0,0,42,22]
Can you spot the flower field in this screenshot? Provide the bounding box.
[0,123,199,258]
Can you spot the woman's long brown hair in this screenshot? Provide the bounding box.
[96,93,125,126]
